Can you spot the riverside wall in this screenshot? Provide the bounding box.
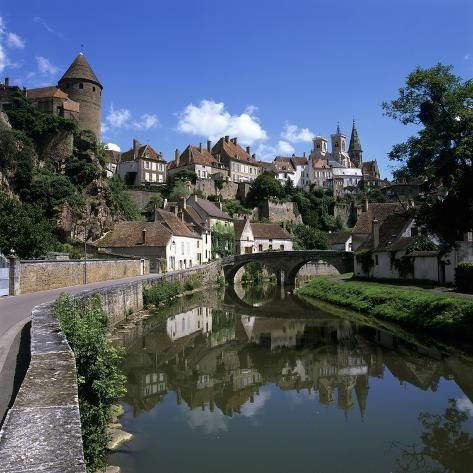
[9,258,149,295]
[0,262,223,472]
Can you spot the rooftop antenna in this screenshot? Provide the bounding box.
[80,44,84,54]
[337,121,341,134]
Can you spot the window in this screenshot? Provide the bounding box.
[375,255,379,265]
[269,244,273,250]
[152,173,157,182]
[92,86,96,92]
[280,245,284,250]
[144,161,150,169]
[258,244,263,252]
[79,83,84,89]
[158,174,163,183]
[145,172,150,181]
[152,162,157,171]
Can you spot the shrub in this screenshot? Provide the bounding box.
[455,262,473,293]
[143,281,183,306]
[54,295,126,472]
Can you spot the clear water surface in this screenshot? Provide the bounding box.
[109,285,473,473]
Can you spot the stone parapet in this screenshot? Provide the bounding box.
[0,262,223,471]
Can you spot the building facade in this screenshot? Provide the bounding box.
[234,220,293,254]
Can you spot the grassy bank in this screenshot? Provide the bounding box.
[54,295,126,472]
[298,278,473,342]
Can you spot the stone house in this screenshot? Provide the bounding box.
[211,136,261,183]
[273,155,308,188]
[234,220,293,254]
[93,210,201,272]
[353,209,473,284]
[167,142,228,179]
[328,231,352,251]
[26,86,80,122]
[164,199,212,264]
[187,196,234,258]
[351,202,407,251]
[119,139,166,185]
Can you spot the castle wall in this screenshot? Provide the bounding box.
[259,199,302,224]
[39,130,74,165]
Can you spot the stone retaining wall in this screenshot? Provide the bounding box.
[9,258,149,295]
[0,262,222,472]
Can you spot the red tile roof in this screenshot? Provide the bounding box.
[234,220,292,240]
[27,87,69,100]
[352,203,406,235]
[212,137,256,163]
[121,143,165,162]
[155,209,200,238]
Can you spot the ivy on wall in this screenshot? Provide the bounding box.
[211,221,234,258]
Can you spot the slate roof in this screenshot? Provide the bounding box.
[59,53,102,87]
[328,231,352,245]
[121,143,165,162]
[27,87,69,100]
[190,197,232,221]
[155,209,199,238]
[233,220,248,241]
[93,221,172,248]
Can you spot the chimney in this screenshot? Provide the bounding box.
[246,146,251,155]
[4,77,9,87]
[303,152,306,157]
[142,228,147,245]
[233,137,237,145]
[225,135,230,143]
[363,198,369,212]
[175,148,180,166]
[163,198,168,209]
[372,219,379,249]
[182,197,187,210]
[199,142,202,152]
[207,140,212,152]
[133,139,140,160]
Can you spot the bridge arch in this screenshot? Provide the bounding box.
[222,251,354,288]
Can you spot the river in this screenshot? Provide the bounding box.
[109,284,473,473]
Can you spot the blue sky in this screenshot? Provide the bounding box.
[1,0,472,178]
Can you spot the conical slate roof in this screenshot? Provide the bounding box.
[59,53,102,87]
[348,120,362,152]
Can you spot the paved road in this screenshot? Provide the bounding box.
[0,274,160,423]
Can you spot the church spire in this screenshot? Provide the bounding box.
[348,119,363,167]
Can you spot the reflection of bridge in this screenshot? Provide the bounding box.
[224,285,341,320]
[222,250,354,287]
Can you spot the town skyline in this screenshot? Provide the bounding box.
[1,0,472,178]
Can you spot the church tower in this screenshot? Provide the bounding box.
[58,53,102,139]
[348,120,363,168]
[330,123,347,164]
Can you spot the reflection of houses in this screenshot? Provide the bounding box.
[167,306,213,341]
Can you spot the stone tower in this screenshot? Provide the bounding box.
[58,53,102,139]
[330,123,347,165]
[348,119,362,168]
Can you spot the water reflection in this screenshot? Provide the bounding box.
[113,287,473,473]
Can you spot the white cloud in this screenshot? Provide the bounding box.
[255,140,295,161]
[133,113,159,130]
[32,16,63,38]
[240,389,271,418]
[186,406,229,434]
[104,105,159,133]
[105,143,121,152]
[177,100,267,145]
[7,33,25,49]
[0,17,24,72]
[457,397,473,417]
[281,122,314,143]
[35,56,59,76]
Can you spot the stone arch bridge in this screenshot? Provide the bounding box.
[222,250,354,288]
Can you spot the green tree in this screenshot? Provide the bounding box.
[223,199,251,217]
[246,174,285,207]
[284,178,295,197]
[383,64,473,244]
[108,176,141,220]
[169,180,191,202]
[0,194,58,257]
[292,224,329,250]
[144,195,164,220]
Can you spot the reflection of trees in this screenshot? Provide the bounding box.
[234,283,278,306]
[393,399,473,473]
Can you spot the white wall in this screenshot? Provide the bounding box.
[166,306,213,340]
[166,235,200,270]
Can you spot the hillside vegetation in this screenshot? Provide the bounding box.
[0,90,140,258]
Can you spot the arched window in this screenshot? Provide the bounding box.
[92,86,96,92]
